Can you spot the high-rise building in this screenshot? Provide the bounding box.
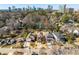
[66,8,74,13]
[23,7,26,11]
[59,4,66,13]
[8,7,11,12]
[12,6,16,12]
[12,6,15,9]
[47,5,53,12]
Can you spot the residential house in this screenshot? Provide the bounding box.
[45,32,66,43]
[52,32,67,43]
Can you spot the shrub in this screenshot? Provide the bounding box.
[13,42,24,48]
[66,34,73,44]
[61,14,70,23]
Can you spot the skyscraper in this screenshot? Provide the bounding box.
[12,6,16,12]
[59,4,66,13]
[47,5,53,12]
[8,7,11,12]
[23,7,26,11]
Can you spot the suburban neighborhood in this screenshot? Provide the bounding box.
[0,4,79,55]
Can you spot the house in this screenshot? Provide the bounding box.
[23,42,30,48]
[37,32,43,42]
[60,24,74,34]
[0,26,10,35]
[16,38,25,42]
[45,32,67,44]
[52,32,67,44]
[45,32,55,42]
[60,23,79,37]
[74,37,79,45]
[67,19,74,24]
[73,29,79,37]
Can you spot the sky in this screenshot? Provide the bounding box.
[0,4,79,10]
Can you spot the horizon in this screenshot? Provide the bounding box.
[0,4,79,10]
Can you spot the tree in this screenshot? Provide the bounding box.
[33,6,36,11]
[61,14,70,23]
[66,33,75,44]
[22,12,48,29]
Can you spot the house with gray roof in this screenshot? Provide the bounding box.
[45,32,67,44]
[52,32,67,43]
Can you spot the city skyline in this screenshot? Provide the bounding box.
[0,4,79,10]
